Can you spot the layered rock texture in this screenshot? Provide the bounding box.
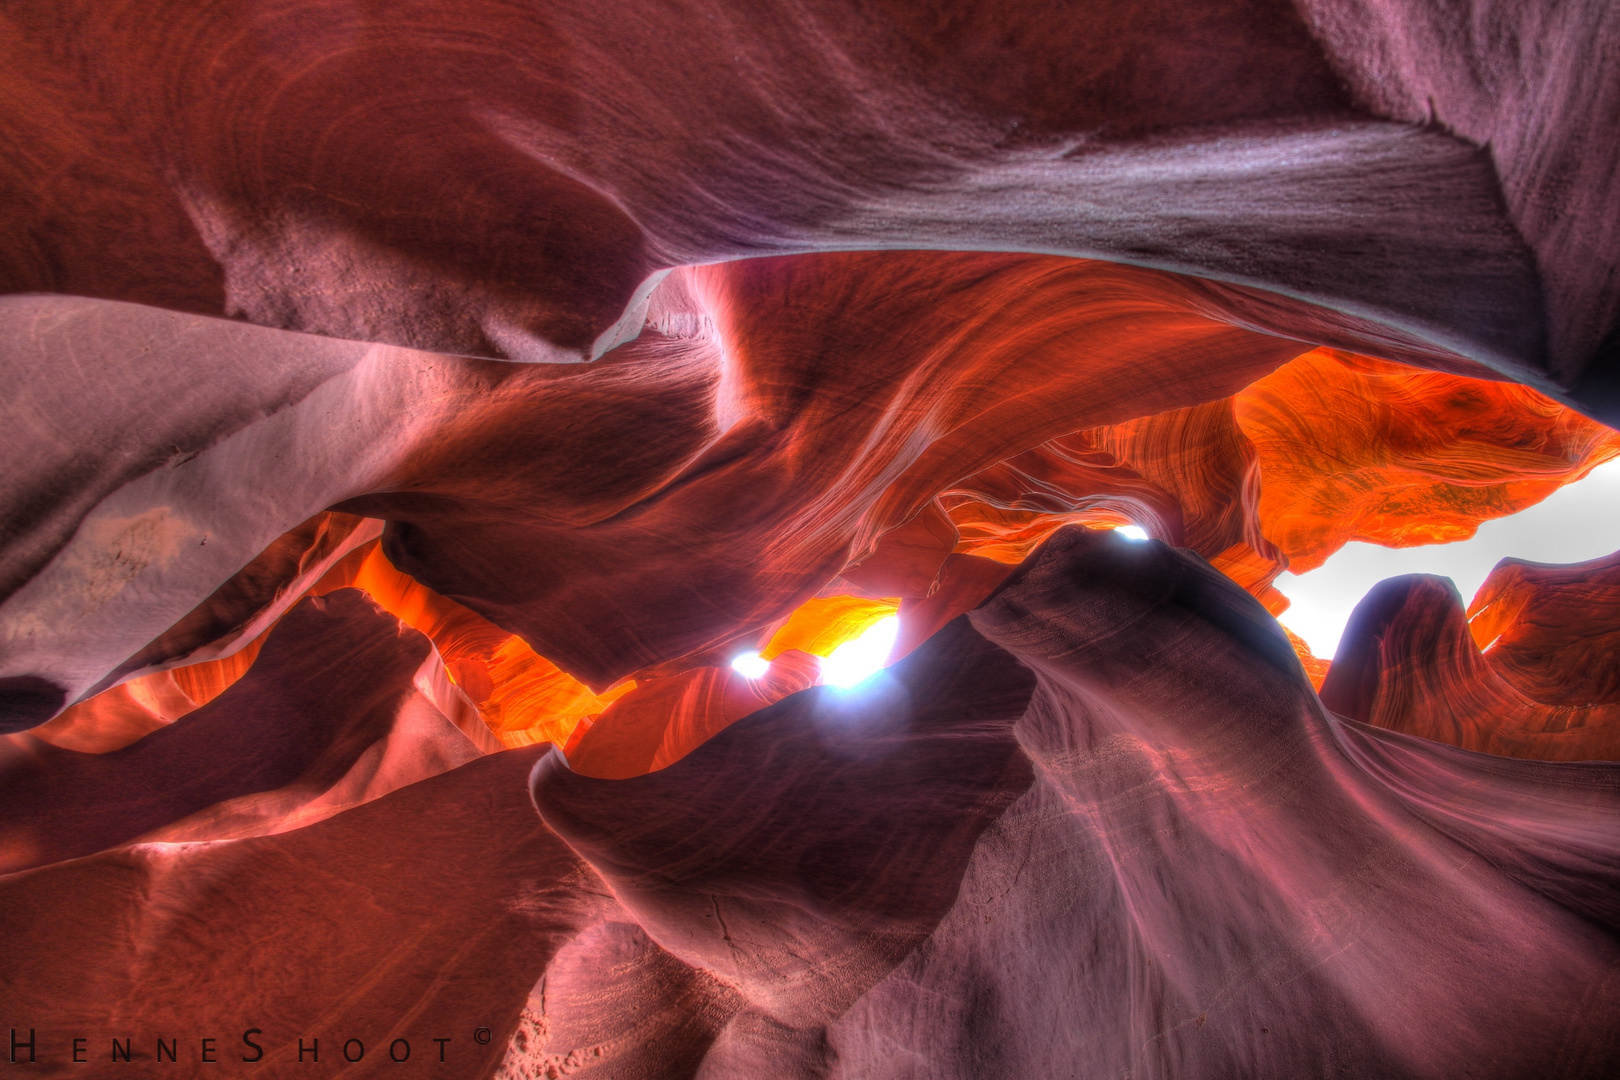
[2,1,1619,1077]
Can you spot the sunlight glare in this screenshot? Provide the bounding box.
[821,615,901,688]
[730,651,771,679]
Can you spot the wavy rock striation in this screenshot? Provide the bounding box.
[0,589,482,873]
[1467,549,1620,708]
[3,3,1620,1076]
[1322,570,1620,761]
[3,530,1615,1078]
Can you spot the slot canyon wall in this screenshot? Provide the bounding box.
[1,1,1618,1077]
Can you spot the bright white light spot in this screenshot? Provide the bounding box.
[1275,459,1620,660]
[730,651,771,680]
[1115,525,1150,541]
[821,615,901,688]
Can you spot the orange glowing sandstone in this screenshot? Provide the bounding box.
[945,349,1618,591]
[1235,350,1620,572]
[312,543,634,749]
[759,595,901,660]
[24,640,269,753]
[1321,572,1620,760]
[563,597,903,777]
[31,547,906,760]
[30,349,1619,766]
[27,541,635,754]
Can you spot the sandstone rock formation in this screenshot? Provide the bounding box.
[1322,569,1620,761]
[2,1,1619,1076]
[5,531,1617,1078]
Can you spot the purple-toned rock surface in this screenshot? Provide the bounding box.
[4,529,1615,1077]
[3,3,1619,1077]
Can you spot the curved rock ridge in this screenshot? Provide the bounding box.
[3,528,1615,1078]
[880,525,1620,1078]
[532,614,1039,1033]
[20,335,1613,761]
[27,512,382,752]
[1467,548,1620,709]
[11,0,1615,392]
[311,540,633,752]
[2,256,1327,726]
[0,589,482,874]
[944,348,1619,578]
[363,254,1319,693]
[311,544,896,765]
[942,395,1287,617]
[561,648,823,780]
[1321,573,1620,762]
[936,346,1616,683]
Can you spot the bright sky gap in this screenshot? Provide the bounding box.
[1274,459,1620,659]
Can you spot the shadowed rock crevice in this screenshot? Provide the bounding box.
[0,589,477,873]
